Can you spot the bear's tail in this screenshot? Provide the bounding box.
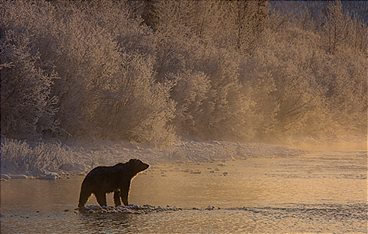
[78,180,92,208]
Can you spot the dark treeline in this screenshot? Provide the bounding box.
[1,0,367,145]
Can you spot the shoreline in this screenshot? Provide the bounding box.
[1,137,366,181]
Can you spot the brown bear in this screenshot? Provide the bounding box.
[78,159,149,208]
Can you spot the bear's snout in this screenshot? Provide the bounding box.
[142,163,149,170]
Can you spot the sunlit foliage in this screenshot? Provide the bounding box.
[1,0,366,145]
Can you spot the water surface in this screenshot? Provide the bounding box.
[1,152,367,233]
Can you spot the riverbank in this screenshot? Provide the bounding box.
[1,137,304,180]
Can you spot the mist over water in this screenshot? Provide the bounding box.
[2,152,367,233]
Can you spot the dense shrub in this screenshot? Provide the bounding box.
[0,30,57,138]
[0,0,366,145]
[93,54,176,145]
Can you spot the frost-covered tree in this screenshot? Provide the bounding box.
[93,54,176,145]
[149,0,268,51]
[0,0,366,145]
[319,0,368,54]
[0,0,174,144]
[0,30,57,137]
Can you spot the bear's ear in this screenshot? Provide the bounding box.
[128,159,138,164]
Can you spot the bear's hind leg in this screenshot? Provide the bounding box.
[114,191,121,207]
[78,187,92,208]
[94,192,107,207]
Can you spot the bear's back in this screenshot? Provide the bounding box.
[86,165,121,179]
[84,163,132,182]
[82,165,124,193]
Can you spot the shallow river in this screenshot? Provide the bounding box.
[1,152,367,233]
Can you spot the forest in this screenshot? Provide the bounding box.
[1,0,367,146]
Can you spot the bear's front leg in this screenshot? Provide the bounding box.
[120,180,131,206]
[120,188,129,206]
[94,192,107,207]
[114,191,121,207]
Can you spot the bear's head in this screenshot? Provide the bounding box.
[128,159,149,174]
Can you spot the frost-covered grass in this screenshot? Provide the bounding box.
[0,137,303,179]
[0,138,84,178]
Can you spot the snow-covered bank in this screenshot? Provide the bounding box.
[0,138,303,179]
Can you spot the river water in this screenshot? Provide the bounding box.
[1,151,367,233]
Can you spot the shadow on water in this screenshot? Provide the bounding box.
[78,212,133,232]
